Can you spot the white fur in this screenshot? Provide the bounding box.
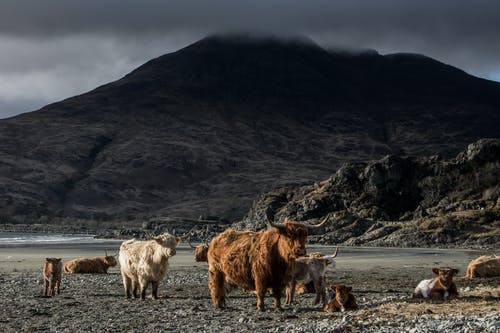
[414,278,437,298]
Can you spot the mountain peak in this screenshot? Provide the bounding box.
[190,33,321,50]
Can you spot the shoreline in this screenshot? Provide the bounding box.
[1,223,498,251]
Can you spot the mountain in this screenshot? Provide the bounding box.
[0,35,499,224]
[233,138,500,248]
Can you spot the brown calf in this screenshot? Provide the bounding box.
[64,254,117,274]
[413,267,459,300]
[43,258,62,297]
[188,238,209,263]
[324,285,358,312]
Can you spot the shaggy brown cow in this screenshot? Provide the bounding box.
[324,285,358,312]
[43,257,62,297]
[286,247,339,306]
[119,233,181,300]
[207,217,327,311]
[64,253,118,274]
[465,255,500,278]
[413,267,459,300]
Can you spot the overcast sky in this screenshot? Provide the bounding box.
[1,0,499,119]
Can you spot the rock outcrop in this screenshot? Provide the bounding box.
[234,139,500,248]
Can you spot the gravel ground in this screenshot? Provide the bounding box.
[0,262,498,333]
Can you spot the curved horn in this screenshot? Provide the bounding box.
[331,246,339,258]
[180,226,197,240]
[187,235,197,249]
[306,215,330,229]
[266,215,284,230]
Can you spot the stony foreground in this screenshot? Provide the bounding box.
[0,264,498,333]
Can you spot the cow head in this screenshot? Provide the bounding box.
[268,217,308,257]
[104,255,118,267]
[155,233,181,256]
[432,267,459,288]
[45,257,62,265]
[309,246,339,266]
[190,241,209,262]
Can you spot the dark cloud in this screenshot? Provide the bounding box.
[1,0,499,118]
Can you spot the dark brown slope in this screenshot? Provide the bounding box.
[0,35,499,223]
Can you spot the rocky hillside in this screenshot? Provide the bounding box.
[1,35,499,223]
[234,139,500,248]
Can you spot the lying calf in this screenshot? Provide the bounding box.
[324,284,358,312]
[413,266,459,300]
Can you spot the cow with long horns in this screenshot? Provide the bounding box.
[207,215,328,311]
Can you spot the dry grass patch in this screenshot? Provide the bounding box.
[353,286,499,322]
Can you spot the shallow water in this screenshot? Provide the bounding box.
[0,232,121,247]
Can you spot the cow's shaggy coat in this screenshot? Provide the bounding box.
[119,233,180,300]
[465,255,500,278]
[64,255,117,274]
[207,218,309,311]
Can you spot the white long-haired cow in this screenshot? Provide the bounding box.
[413,266,459,300]
[465,255,500,278]
[285,247,339,306]
[64,253,117,274]
[119,233,181,300]
[43,257,62,297]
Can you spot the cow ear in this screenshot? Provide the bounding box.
[452,269,459,275]
[432,267,440,275]
[45,258,50,261]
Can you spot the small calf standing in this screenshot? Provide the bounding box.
[324,285,358,312]
[413,267,459,300]
[64,254,118,274]
[286,248,338,306]
[43,258,62,297]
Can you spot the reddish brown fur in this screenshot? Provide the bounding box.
[43,258,62,297]
[207,219,308,310]
[64,256,117,274]
[194,244,209,262]
[323,285,358,312]
[413,266,459,300]
[465,255,500,278]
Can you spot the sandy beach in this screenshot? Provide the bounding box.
[0,240,498,332]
